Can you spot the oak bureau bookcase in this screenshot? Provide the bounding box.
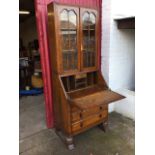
[47,2,125,150]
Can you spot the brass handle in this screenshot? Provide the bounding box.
[100,106,103,110]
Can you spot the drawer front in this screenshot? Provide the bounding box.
[71,109,108,133]
[71,106,81,123]
[82,104,108,118]
[71,111,81,122]
[71,104,108,123]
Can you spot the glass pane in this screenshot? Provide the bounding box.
[82,30,89,50]
[68,11,77,29]
[60,9,78,71]
[69,30,77,50]
[82,12,96,68]
[89,13,96,29]
[82,12,89,29]
[61,31,69,50]
[62,50,78,70]
[89,31,95,51]
[60,9,68,29]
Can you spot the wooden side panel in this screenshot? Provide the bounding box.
[51,73,62,129]
[47,3,59,73]
[97,71,108,89]
[47,3,61,129]
[58,76,72,135]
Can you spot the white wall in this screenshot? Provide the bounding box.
[111,0,135,19]
[114,89,135,120]
[101,0,135,91]
[109,23,135,90]
[19,16,38,47]
[101,0,111,85]
[101,0,135,119]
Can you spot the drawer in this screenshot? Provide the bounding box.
[71,106,81,123]
[71,111,81,122]
[83,110,108,127]
[82,104,108,118]
[71,109,108,133]
[71,105,108,123]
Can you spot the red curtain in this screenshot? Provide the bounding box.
[35,0,102,128]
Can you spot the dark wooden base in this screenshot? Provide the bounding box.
[98,121,108,132]
[55,129,75,150]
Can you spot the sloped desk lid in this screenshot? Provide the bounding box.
[69,89,125,110]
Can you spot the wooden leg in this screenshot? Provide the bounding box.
[65,136,75,150]
[98,121,108,132]
[55,130,75,150]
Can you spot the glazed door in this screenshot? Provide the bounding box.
[57,6,80,74]
[80,8,98,71]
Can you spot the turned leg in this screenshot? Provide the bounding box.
[98,121,108,132]
[65,136,75,150]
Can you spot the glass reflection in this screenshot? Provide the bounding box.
[60,9,68,29]
[89,13,96,29]
[68,11,76,29]
[82,11,96,68]
[60,9,78,71]
[82,12,89,29]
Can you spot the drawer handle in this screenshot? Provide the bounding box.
[99,114,102,118]
[100,106,103,110]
